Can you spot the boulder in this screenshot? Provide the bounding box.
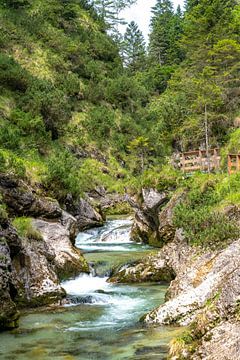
[32,212,89,280]
[11,237,66,307]
[0,210,88,313]
[130,189,168,247]
[158,191,185,244]
[108,255,175,284]
[109,229,189,284]
[66,196,104,230]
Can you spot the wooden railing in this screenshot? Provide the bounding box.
[228,154,240,175]
[180,149,221,173]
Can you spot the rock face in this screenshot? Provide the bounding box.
[0,175,92,331]
[158,191,185,244]
[193,321,240,360]
[0,235,19,330]
[66,196,104,230]
[144,239,240,326]
[130,188,168,246]
[0,174,62,219]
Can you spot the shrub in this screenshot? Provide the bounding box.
[173,174,240,248]
[0,150,26,179]
[13,217,43,241]
[44,149,81,199]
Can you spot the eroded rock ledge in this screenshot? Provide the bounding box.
[0,174,105,331]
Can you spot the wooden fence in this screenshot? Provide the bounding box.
[228,154,240,175]
[179,149,221,173]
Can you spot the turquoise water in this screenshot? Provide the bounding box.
[0,219,181,360]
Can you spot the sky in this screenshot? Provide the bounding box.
[119,0,185,42]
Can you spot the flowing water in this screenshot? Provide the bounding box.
[0,219,181,360]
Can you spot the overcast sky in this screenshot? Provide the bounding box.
[119,0,185,42]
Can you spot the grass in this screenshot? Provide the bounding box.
[12,217,43,241]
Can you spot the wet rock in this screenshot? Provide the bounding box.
[109,255,175,284]
[0,210,88,310]
[109,230,188,284]
[130,189,168,247]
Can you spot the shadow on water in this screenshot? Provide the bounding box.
[0,219,182,360]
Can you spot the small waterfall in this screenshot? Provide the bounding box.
[75,219,133,252]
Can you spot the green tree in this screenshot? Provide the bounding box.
[127,136,152,173]
[149,0,183,65]
[92,0,137,27]
[122,21,146,73]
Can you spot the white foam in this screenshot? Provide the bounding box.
[62,274,109,295]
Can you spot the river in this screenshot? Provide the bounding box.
[0,219,181,360]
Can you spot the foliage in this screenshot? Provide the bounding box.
[122,21,146,73]
[173,174,240,248]
[149,0,183,66]
[0,150,26,179]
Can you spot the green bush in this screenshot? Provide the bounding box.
[44,149,81,199]
[0,54,29,92]
[0,150,26,179]
[173,174,240,248]
[13,217,43,240]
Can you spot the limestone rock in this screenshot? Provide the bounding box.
[158,191,185,243]
[108,255,175,283]
[143,239,240,326]
[193,321,240,360]
[109,230,189,284]
[32,213,89,280]
[130,189,168,247]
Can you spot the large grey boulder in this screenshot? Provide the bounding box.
[130,188,168,246]
[66,196,104,230]
[32,212,89,280]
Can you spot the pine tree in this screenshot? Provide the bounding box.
[149,0,175,65]
[92,0,137,27]
[168,5,184,64]
[122,21,146,73]
[182,0,238,60]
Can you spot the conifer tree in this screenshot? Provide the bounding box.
[92,0,136,27]
[149,0,176,65]
[122,21,146,73]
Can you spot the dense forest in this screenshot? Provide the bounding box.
[0,0,240,358]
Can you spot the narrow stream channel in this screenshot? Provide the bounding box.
[0,219,181,360]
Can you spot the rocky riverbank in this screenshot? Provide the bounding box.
[0,174,105,331]
[110,187,240,359]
